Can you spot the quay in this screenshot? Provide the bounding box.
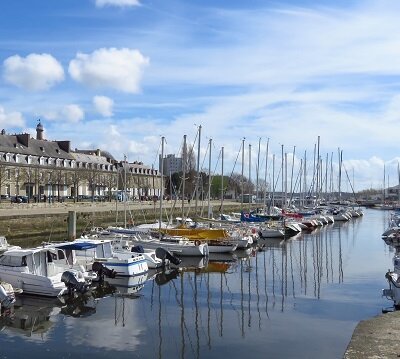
[0,200,243,241]
[344,311,400,358]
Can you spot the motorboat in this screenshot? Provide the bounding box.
[0,247,88,297]
[63,238,149,277]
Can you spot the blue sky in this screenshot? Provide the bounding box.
[1,0,400,191]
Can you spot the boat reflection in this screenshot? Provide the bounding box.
[146,220,349,358]
[0,295,61,340]
[105,273,148,296]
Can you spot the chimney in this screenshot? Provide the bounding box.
[57,141,71,153]
[17,133,30,147]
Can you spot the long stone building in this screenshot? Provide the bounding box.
[0,122,161,202]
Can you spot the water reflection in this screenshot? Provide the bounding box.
[0,211,391,359]
[0,296,61,340]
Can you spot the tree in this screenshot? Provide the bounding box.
[0,164,10,203]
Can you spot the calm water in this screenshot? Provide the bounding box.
[0,209,395,359]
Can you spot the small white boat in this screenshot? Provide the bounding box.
[92,232,166,269]
[70,238,149,277]
[206,241,238,253]
[259,226,285,238]
[0,248,88,297]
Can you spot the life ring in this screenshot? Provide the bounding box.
[194,240,201,246]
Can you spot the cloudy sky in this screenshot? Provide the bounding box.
[1,0,400,191]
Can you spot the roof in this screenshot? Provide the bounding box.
[0,133,73,159]
[71,152,112,165]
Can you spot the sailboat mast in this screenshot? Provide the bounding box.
[316,136,320,205]
[195,125,201,219]
[182,135,187,221]
[124,154,127,228]
[281,144,284,209]
[249,143,252,212]
[221,146,224,215]
[241,138,245,210]
[289,146,296,207]
[207,138,212,219]
[159,136,165,234]
[303,150,307,207]
[272,153,275,208]
[338,148,342,203]
[256,138,261,206]
[284,152,287,209]
[383,163,386,203]
[263,139,269,210]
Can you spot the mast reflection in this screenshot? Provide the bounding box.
[147,222,348,357]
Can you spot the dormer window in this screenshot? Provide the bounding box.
[40,146,44,152]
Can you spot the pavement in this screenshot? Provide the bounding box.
[344,311,400,358]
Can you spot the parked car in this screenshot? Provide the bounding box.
[11,195,28,203]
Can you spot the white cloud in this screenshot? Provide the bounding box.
[68,48,149,93]
[93,96,114,117]
[42,105,84,123]
[62,105,85,123]
[3,53,64,91]
[0,106,25,128]
[95,0,140,7]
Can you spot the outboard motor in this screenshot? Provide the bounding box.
[0,284,15,310]
[92,262,117,281]
[61,271,89,295]
[155,247,182,266]
[131,245,145,253]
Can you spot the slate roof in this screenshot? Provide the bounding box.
[0,133,73,159]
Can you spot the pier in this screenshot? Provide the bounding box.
[344,311,400,358]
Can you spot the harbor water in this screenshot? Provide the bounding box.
[0,209,394,359]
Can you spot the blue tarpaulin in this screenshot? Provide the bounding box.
[56,242,97,250]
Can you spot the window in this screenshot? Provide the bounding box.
[0,254,25,266]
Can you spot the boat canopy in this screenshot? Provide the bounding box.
[57,242,97,251]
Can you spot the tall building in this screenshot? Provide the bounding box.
[159,154,183,175]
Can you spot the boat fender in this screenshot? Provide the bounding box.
[194,240,201,246]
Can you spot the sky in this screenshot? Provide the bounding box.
[0,0,400,191]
